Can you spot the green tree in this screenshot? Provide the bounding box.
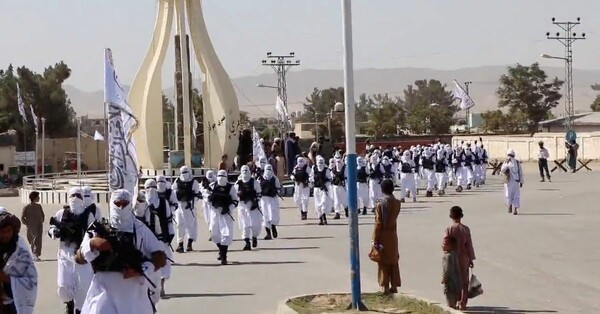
[403,79,456,135]
[364,93,404,138]
[162,94,175,149]
[301,87,345,139]
[0,63,77,150]
[496,63,563,134]
[591,96,600,112]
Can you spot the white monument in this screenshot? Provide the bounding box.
[129,0,240,170]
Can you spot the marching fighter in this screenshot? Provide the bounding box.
[399,150,417,202]
[291,157,311,220]
[208,170,239,265]
[235,165,262,250]
[172,166,201,253]
[356,157,370,215]
[48,186,98,314]
[331,157,348,219]
[310,156,333,225]
[259,164,282,239]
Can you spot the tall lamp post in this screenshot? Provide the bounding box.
[544,17,586,131]
[464,81,472,133]
[341,0,366,310]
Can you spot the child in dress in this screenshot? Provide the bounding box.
[442,236,461,309]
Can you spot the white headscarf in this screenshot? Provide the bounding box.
[156,175,168,192]
[82,186,93,208]
[68,187,85,215]
[217,170,228,186]
[109,189,135,232]
[296,157,306,168]
[205,170,216,183]
[180,166,193,182]
[264,164,274,180]
[144,179,159,207]
[316,156,326,171]
[240,165,251,182]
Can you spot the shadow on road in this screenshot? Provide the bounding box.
[538,189,561,192]
[174,261,305,267]
[277,236,334,240]
[164,292,254,299]
[464,306,557,313]
[258,246,319,251]
[516,213,574,216]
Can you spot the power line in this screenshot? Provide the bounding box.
[545,17,586,130]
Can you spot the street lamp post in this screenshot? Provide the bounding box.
[341,0,366,310]
[544,17,586,130]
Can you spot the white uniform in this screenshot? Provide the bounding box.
[200,171,217,229]
[259,165,282,231]
[209,181,238,247]
[80,190,166,314]
[48,187,96,312]
[83,186,103,221]
[501,151,524,211]
[309,158,333,219]
[420,149,436,194]
[435,150,448,193]
[235,176,262,241]
[356,158,370,212]
[291,159,311,216]
[368,155,382,208]
[399,152,417,201]
[331,160,348,215]
[172,167,201,250]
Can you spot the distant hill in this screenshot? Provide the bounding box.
[65,65,600,119]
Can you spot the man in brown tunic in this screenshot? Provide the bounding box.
[21,191,45,261]
[443,206,476,310]
[372,179,401,294]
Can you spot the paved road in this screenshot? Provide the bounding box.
[3,165,599,314]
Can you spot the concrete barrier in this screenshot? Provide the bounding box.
[453,132,600,161]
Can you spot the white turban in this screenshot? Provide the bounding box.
[109,189,134,232]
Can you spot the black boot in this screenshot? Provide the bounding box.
[160,278,166,298]
[220,245,229,265]
[252,237,258,248]
[216,244,222,260]
[65,300,75,314]
[175,242,184,253]
[301,212,307,220]
[361,207,367,215]
[76,310,81,314]
[271,225,278,238]
[322,214,328,225]
[334,213,341,220]
[344,207,349,217]
[243,238,251,251]
[318,215,324,225]
[264,228,273,240]
[187,239,194,252]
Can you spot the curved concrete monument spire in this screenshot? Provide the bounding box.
[129,0,240,170]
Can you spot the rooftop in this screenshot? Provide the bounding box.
[540,112,600,126]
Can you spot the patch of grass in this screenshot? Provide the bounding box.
[287,293,453,314]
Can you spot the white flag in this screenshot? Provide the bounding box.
[275,96,291,127]
[452,80,475,110]
[94,130,105,141]
[30,105,38,132]
[192,110,198,138]
[252,127,266,165]
[16,83,28,123]
[104,48,139,195]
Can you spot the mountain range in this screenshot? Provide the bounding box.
[65,65,600,119]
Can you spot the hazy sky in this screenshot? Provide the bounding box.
[2,0,599,92]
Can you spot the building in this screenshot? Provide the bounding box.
[80,115,106,137]
[0,131,17,176]
[539,112,600,133]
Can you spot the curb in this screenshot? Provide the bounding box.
[276,292,464,314]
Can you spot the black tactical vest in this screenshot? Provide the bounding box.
[175,179,195,203]
[332,165,346,186]
[149,198,171,242]
[260,177,278,197]
[237,179,257,202]
[209,184,233,209]
[56,206,94,249]
[90,224,146,274]
[293,165,309,184]
[312,166,329,188]
[357,166,368,183]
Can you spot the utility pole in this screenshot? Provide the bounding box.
[464,81,472,134]
[546,17,586,130]
[261,52,300,135]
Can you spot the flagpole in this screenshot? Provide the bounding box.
[41,118,45,176]
[77,117,82,182]
[34,119,39,178]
